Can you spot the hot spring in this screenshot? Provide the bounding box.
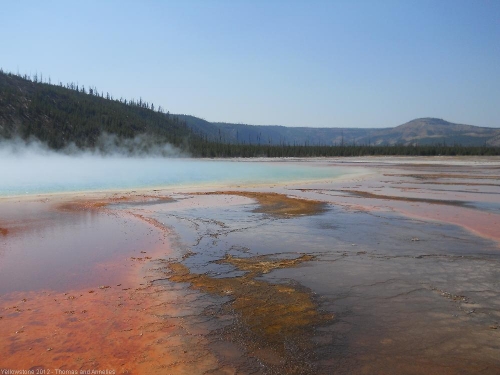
[0,153,353,196]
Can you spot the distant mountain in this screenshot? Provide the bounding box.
[368,118,500,146]
[178,116,500,147]
[1,70,498,157]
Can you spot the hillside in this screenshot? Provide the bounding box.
[0,71,193,151]
[177,115,377,146]
[178,116,500,147]
[368,118,500,146]
[1,70,499,157]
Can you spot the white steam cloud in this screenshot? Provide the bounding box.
[0,135,341,197]
[0,133,187,158]
[0,135,190,196]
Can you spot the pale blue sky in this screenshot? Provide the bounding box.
[1,0,499,128]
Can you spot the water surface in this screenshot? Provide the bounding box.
[134,192,500,374]
[0,156,350,196]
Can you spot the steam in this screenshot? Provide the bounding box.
[0,135,189,196]
[94,133,188,157]
[0,133,187,158]
[0,135,343,197]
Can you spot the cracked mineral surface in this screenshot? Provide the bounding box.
[1,158,500,374]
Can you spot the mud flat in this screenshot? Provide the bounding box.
[1,157,500,374]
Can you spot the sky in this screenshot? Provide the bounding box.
[1,0,499,128]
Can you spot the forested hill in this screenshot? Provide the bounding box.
[1,70,499,157]
[0,70,193,151]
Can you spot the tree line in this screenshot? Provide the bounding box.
[188,138,500,157]
[0,69,193,150]
[1,68,499,157]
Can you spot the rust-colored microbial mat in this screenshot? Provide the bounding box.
[167,254,333,373]
[1,158,500,374]
[194,191,327,217]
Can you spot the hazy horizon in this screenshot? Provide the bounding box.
[1,1,499,128]
[184,115,491,129]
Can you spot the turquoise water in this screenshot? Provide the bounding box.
[0,156,347,196]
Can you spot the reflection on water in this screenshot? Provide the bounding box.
[0,203,164,294]
[1,163,499,373]
[134,192,500,374]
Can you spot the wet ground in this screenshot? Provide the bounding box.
[1,157,500,374]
